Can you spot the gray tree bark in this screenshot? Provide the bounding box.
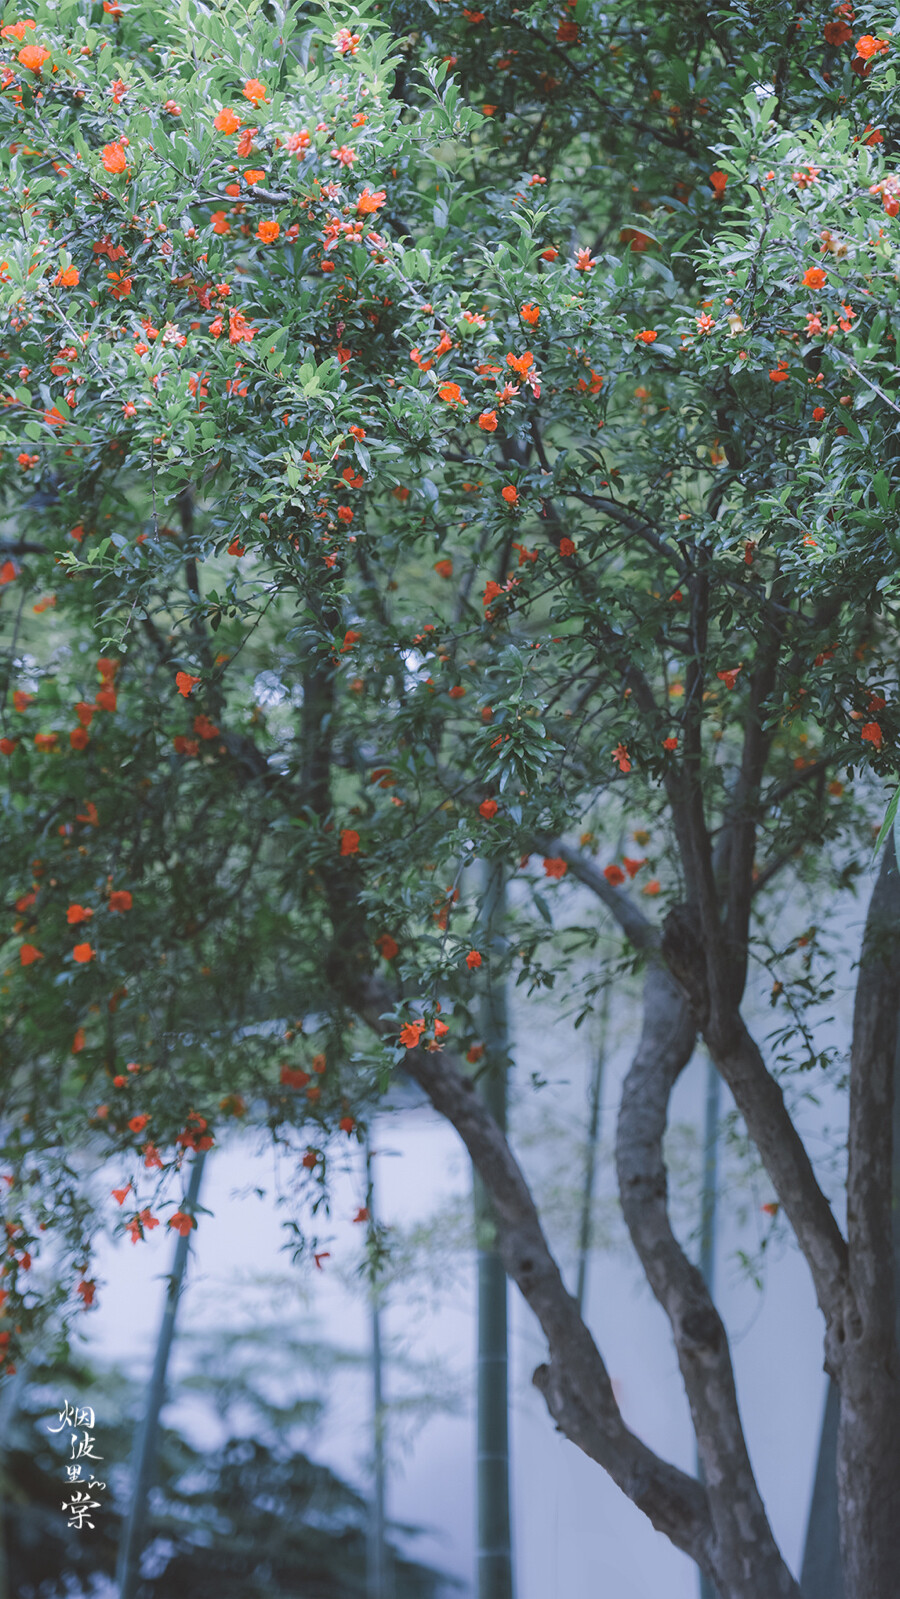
[617,967,799,1598]
[834,842,900,1599]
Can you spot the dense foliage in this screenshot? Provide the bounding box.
[4,1,900,1591]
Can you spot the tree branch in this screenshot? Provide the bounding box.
[533,833,659,954]
[617,966,800,1597]
[355,975,717,1574]
[706,1014,848,1326]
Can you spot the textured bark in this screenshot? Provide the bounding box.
[356,976,718,1578]
[836,841,900,1599]
[617,965,800,1599]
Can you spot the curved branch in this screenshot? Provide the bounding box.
[617,966,800,1597]
[356,975,716,1575]
[533,832,659,954]
[555,841,849,1325]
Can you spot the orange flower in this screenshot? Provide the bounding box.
[709,170,728,197]
[507,350,534,378]
[193,714,220,740]
[214,106,241,133]
[13,691,34,712]
[501,485,518,505]
[438,382,465,405]
[466,950,483,969]
[642,879,661,896]
[168,1211,195,1236]
[67,904,93,925]
[604,864,625,886]
[109,890,133,912]
[574,247,596,272]
[106,271,132,299]
[855,33,889,58]
[861,721,883,748]
[18,43,50,73]
[357,187,387,214]
[434,559,454,578]
[0,738,17,756]
[33,733,58,752]
[243,168,266,185]
[72,943,95,964]
[717,666,742,690]
[340,828,361,855]
[175,671,200,697]
[256,219,280,243]
[242,78,267,103]
[543,856,568,879]
[54,265,79,287]
[623,857,647,877]
[281,1064,311,1089]
[478,410,498,431]
[376,933,399,960]
[802,266,827,289]
[95,686,117,712]
[479,798,499,819]
[211,210,231,235]
[449,684,466,698]
[559,537,575,557]
[612,743,631,772]
[20,943,42,966]
[520,302,540,324]
[100,142,128,175]
[399,1018,426,1048]
[635,330,657,344]
[97,657,119,682]
[0,560,17,586]
[72,1028,86,1053]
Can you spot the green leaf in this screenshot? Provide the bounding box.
[873,787,900,858]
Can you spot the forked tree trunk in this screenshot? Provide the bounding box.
[357,828,900,1599]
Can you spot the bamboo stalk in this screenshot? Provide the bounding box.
[575,981,611,1313]
[116,1150,206,1599]
[698,1055,721,1599]
[366,1135,391,1599]
[475,862,514,1599]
